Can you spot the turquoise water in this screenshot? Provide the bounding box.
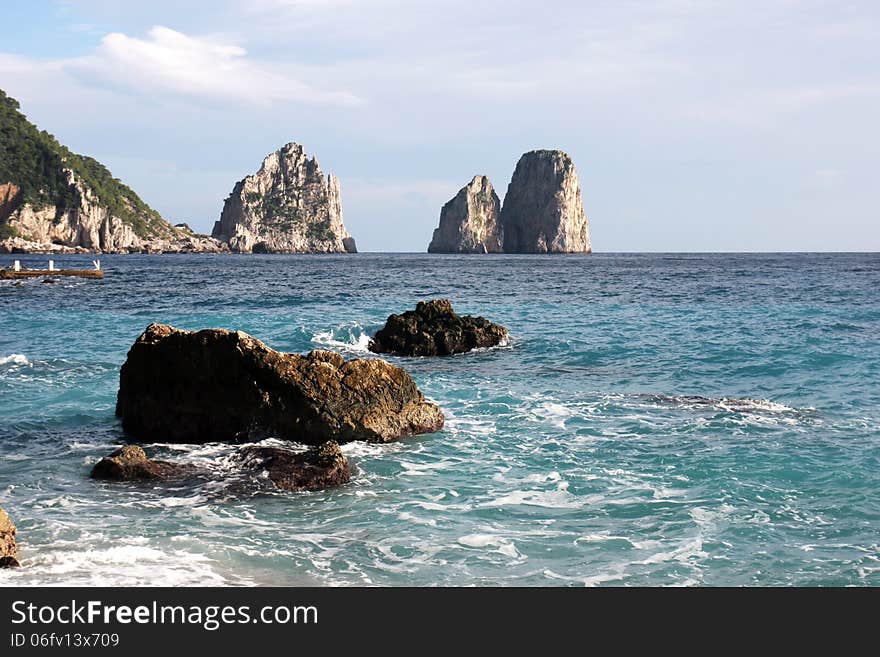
[0,253,878,586]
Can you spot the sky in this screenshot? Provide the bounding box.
[1,0,878,252]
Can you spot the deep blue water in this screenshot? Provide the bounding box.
[0,253,878,586]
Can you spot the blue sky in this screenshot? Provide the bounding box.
[2,0,878,251]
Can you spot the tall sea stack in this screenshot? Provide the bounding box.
[427,176,502,253]
[212,142,357,254]
[499,149,591,253]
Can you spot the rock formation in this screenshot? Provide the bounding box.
[236,441,351,491]
[427,176,502,253]
[91,442,350,492]
[370,299,509,357]
[499,149,591,253]
[90,445,200,481]
[212,142,357,254]
[0,506,19,567]
[116,324,443,444]
[0,88,218,254]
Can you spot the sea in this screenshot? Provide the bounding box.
[0,252,878,586]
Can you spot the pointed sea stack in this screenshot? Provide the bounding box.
[499,149,591,253]
[427,176,502,253]
[212,142,357,254]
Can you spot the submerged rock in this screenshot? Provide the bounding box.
[116,324,444,444]
[90,445,199,481]
[499,149,591,253]
[0,506,19,568]
[91,442,350,492]
[237,440,350,491]
[427,176,502,253]
[369,299,508,357]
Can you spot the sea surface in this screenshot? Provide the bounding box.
[0,253,878,586]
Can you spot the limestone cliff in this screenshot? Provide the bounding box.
[1,169,174,252]
[499,150,591,253]
[0,88,203,253]
[212,143,357,254]
[427,176,502,253]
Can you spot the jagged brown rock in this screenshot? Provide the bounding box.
[90,445,199,481]
[236,441,350,491]
[91,442,350,492]
[369,299,508,357]
[427,176,502,253]
[116,324,443,444]
[0,506,19,568]
[500,149,591,253]
[212,142,357,254]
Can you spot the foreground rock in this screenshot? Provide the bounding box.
[237,441,350,491]
[90,445,199,481]
[369,299,508,357]
[0,506,19,568]
[499,149,591,253]
[427,176,502,253]
[212,142,357,254]
[91,442,351,492]
[117,324,443,444]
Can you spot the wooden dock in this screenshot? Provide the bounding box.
[1,268,103,280]
[1,259,104,280]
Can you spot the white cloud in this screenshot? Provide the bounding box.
[65,25,361,106]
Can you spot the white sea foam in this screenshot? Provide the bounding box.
[537,402,575,428]
[480,484,581,510]
[458,534,522,559]
[0,353,28,366]
[6,540,247,587]
[311,323,373,354]
[636,537,707,566]
[643,393,804,415]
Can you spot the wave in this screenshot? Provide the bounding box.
[4,540,249,587]
[458,533,522,559]
[311,322,373,354]
[641,394,805,414]
[0,353,29,366]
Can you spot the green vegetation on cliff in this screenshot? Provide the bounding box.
[0,88,168,237]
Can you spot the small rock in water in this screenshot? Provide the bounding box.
[369,299,508,357]
[0,506,19,568]
[236,440,351,491]
[90,445,199,481]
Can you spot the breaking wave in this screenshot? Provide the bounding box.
[642,394,807,414]
[0,353,29,366]
[311,322,373,354]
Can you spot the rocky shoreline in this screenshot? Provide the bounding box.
[0,233,229,255]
